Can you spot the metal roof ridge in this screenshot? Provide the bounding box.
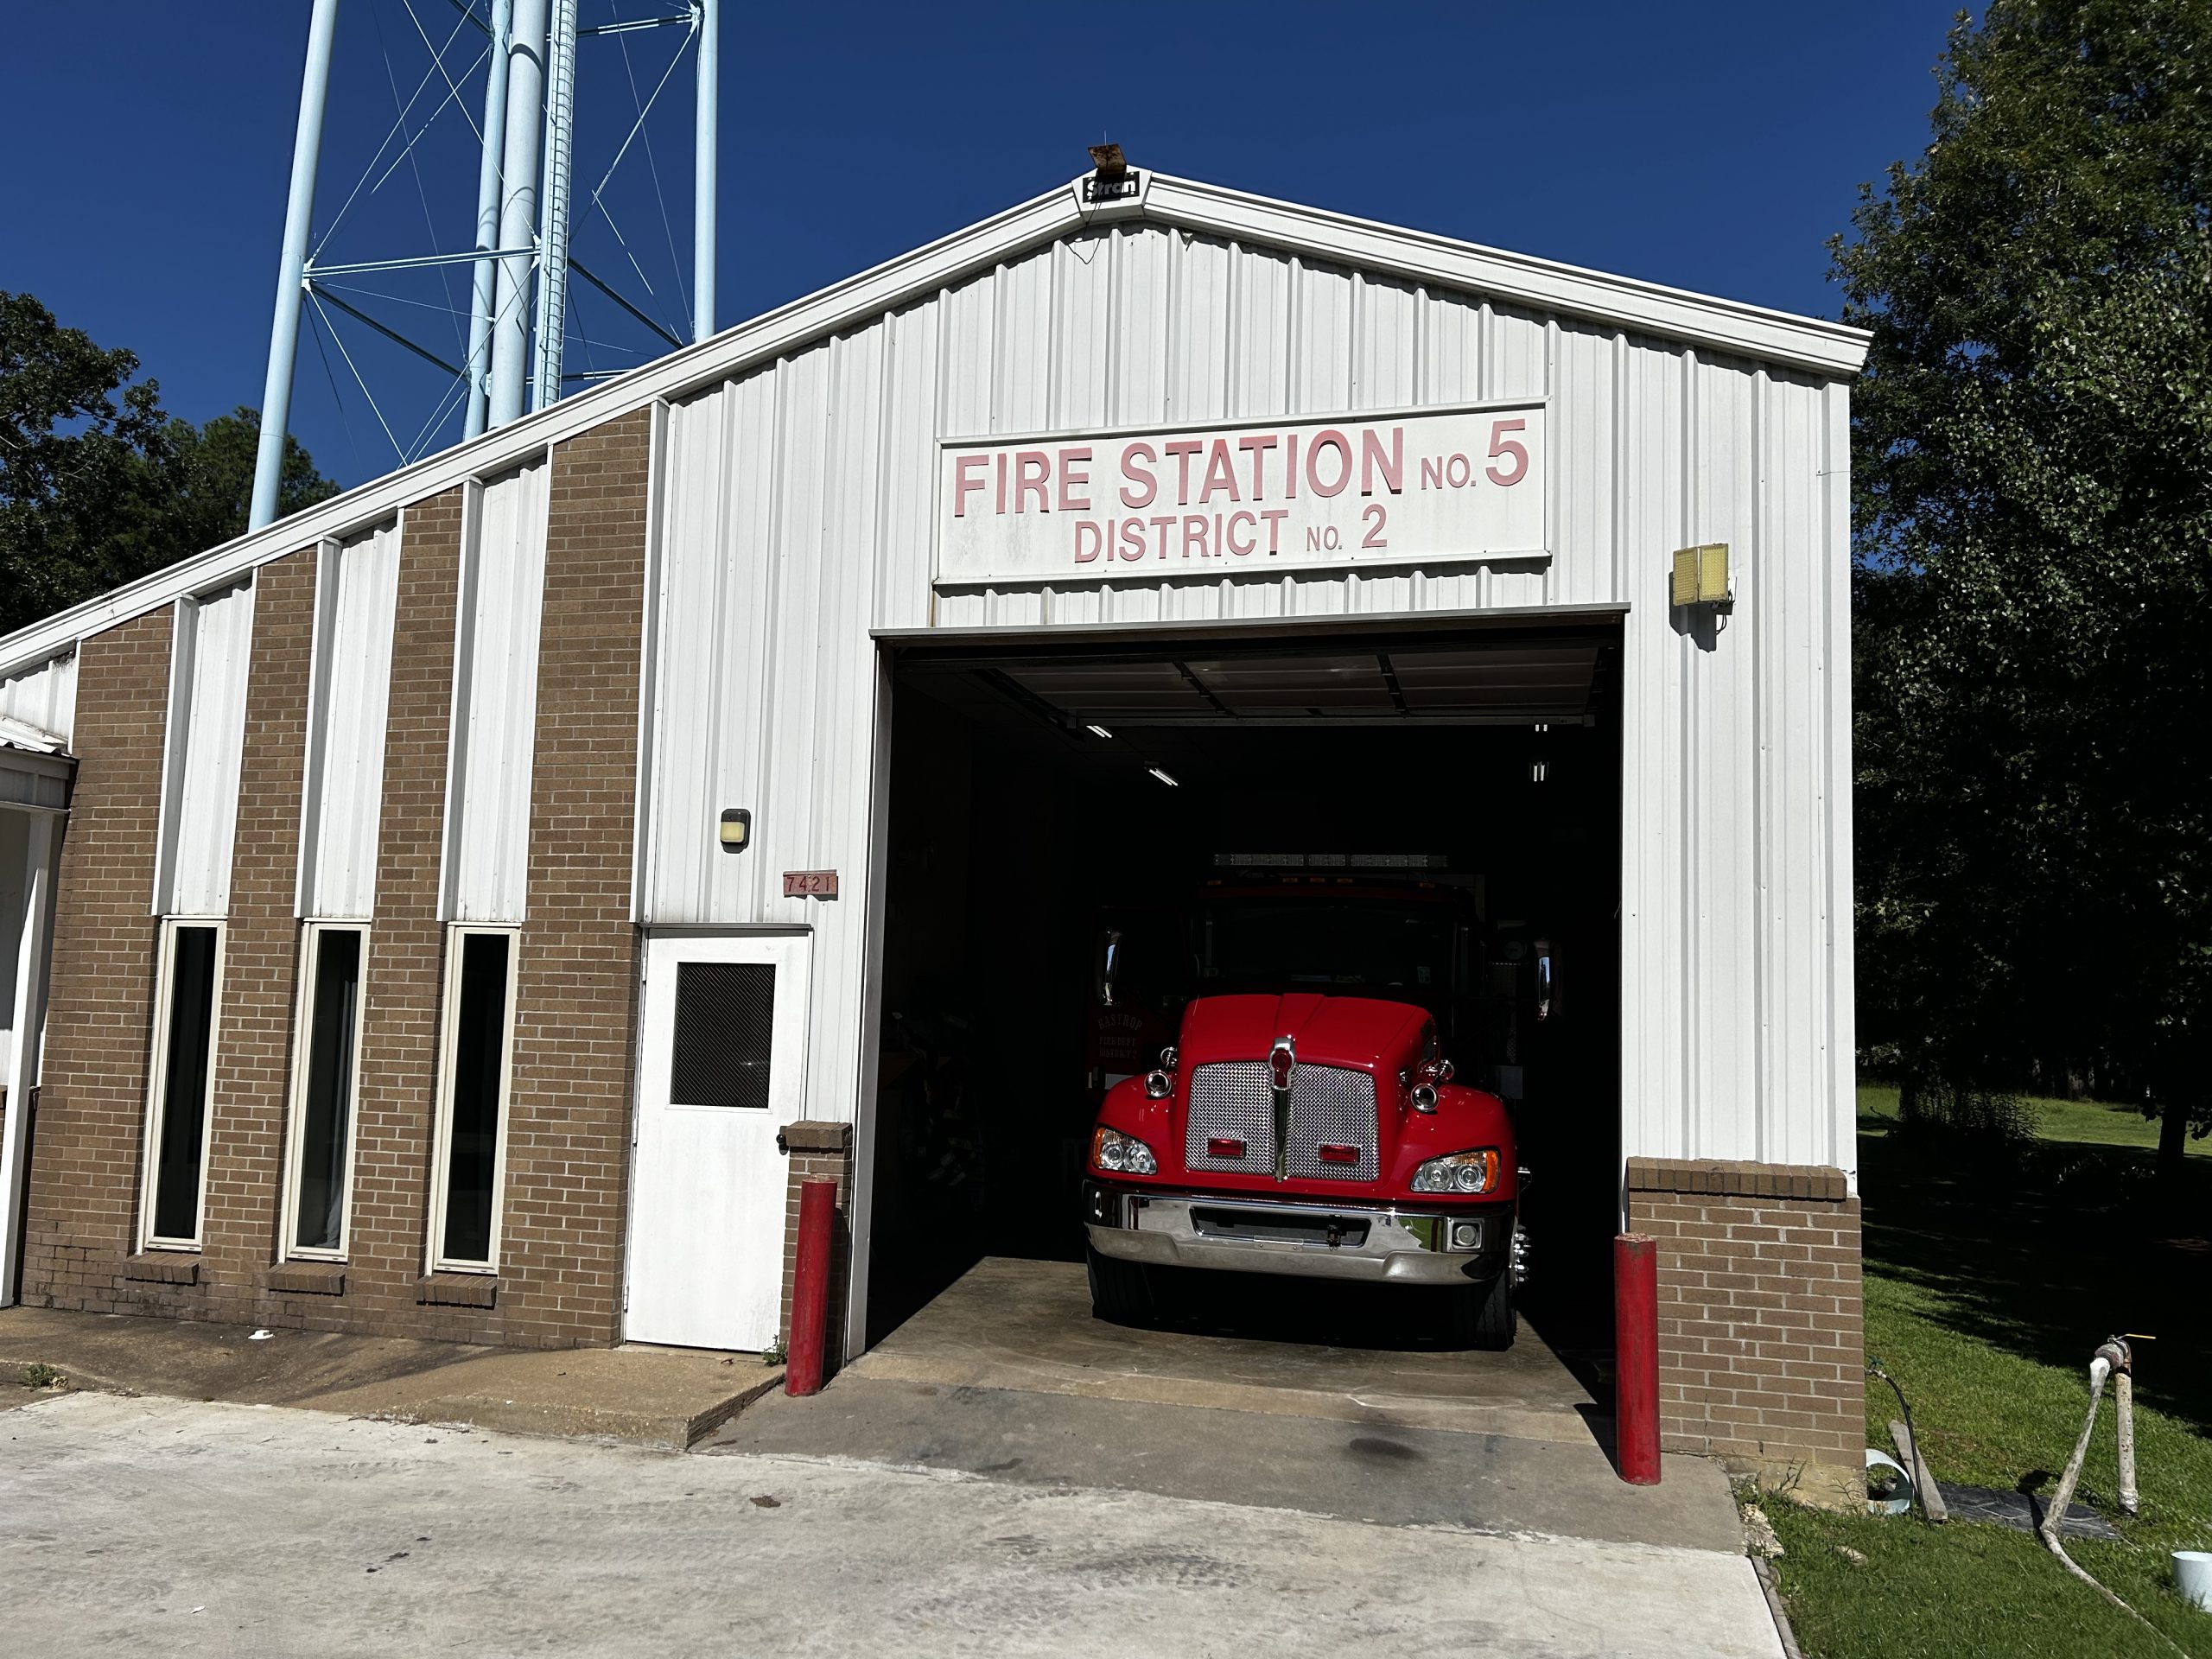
[1139,172,1870,369]
[0,165,1864,677]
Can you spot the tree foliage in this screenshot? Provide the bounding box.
[1840,0,2212,1168]
[0,292,336,639]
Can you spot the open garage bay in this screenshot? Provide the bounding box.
[862,617,1626,1382]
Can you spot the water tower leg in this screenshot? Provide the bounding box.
[530,0,580,414]
[488,0,550,429]
[464,0,515,442]
[251,0,341,531]
[694,0,718,344]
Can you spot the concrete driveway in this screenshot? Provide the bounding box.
[2,1389,1783,1658]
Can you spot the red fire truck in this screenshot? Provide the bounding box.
[1078,856,1529,1347]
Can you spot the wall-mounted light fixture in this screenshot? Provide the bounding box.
[1671,543,1732,609]
[718,807,752,853]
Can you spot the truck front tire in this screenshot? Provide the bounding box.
[1450,1271,1516,1350]
[1085,1246,1157,1324]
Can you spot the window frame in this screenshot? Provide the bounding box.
[426,924,519,1274]
[138,916,227,1253]
[279,920,371,1262]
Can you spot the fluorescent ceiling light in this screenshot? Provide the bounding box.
[1148,767,1179,787]
[1086,724,1113,739]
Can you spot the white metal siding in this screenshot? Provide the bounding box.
[299,521,402,919]
[0,653,75,744]
[156,578,256,918]
[638,222,1856,1178]
[443,460,549,924]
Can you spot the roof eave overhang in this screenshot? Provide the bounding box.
[0,741,74,812]
[0,168,1866,680]
[1141,173,1870,379]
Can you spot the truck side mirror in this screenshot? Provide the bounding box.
[1100,929,1123,1008]
[1535,940,1554,1020]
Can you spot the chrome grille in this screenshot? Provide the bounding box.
[1185,1062,1274,1175]
[1286,1065,1379,1182]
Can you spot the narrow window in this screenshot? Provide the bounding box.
[284,924,366,1257]
[143,919,224,1249]
[431,928,516,1269]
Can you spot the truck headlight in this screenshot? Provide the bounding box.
[1410,1147,1501,1194]
[1090,1125,1159,1176]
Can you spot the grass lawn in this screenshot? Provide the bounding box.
[1757,1086,2212,1658]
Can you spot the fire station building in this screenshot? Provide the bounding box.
[0,168,1868,1492]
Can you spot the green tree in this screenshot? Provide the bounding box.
[136,406,340,574]
[0,290,168,634]
[0,292,336,639]
[1840,1,2212,1174]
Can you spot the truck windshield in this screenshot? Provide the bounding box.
[1198,899,1453,995]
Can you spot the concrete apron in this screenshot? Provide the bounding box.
[707,1256,1747,1560]
[2,1261,1751,1556]
[850,1255,1603,1443]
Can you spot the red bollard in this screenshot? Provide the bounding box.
[1615,1232,1662,1484]
[785,1179,837,1396]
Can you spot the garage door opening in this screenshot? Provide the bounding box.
[862,620,1623,1363]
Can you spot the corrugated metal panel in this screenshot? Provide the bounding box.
[444,459,549,924]
[640,221,1856,1179]
[1051,232,1113,434]
[156,577,256,917]
[300,520,401,919]
[0,652,76,743]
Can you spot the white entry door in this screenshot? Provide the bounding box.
[626,931,810,1350]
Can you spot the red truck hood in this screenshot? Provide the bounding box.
[1089,990,1516,1202]
[1176,992,1428,1073]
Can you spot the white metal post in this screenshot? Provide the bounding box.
[488,0,551,429]
[693,0,718,343]
[464,0,516,441]
[530,0,580,413]
[0,812,60,1307]
[250,0,341,531]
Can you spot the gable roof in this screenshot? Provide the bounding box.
[0,168,1867,680]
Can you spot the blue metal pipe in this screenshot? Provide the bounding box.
[694,0,717,343]
[464,0,515,441]
[251,0,342,531]
[488,0,550,429]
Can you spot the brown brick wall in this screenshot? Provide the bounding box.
[778,1119,853,1373]
[16,407,659,1349]
[1625,1156,1864,1481]
[198,552,316,1321]
[123,550,319,1326]
[344,485,493,1342]
[22,608,173,1310]
[498,407,652,1348]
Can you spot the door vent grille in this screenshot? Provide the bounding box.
[669,961,777,1109]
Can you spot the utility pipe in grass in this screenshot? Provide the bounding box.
[2040,1338,2190,1657]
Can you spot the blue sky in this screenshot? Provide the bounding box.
[6,2,1959,490]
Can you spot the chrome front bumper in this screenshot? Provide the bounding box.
[1084,1182,1511,1287]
